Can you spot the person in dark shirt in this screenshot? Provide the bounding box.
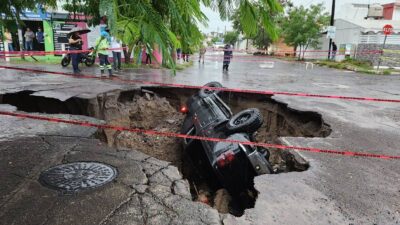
[331,42,337,60]
[223,44,233,71]
[36,28,45,51]
[68,32,83,74]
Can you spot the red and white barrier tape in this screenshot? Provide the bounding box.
[204,52,381,61]
[0,110,398,160]
[0,48,382,57]
[0,47,127,57]
[1,65,399,104]
[210,48,383,54]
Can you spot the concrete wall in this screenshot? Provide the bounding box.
[356,44,400,67]
[305,20,362,61]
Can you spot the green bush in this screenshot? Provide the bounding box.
[383,69,391,75]
[342,58,372,68]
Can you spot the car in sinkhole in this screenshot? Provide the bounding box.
[181,82,273,198]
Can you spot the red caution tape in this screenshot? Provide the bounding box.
[211,48,383,54]
[0,47,126,57]
[1,65,399,104]
[0,110,398,160]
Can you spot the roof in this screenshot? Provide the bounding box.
[382,1,400,7]
[336,18,400,34]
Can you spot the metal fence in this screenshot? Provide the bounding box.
[359,34,400,45]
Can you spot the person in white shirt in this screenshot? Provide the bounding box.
[111,37,122,71]
[4,28,14,51]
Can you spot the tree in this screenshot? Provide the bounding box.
[63,0,206,70]
[1,0,57,57]
[231,0,289,51]
[52,0,283,71]
[205,0,283,42]
[281,4,329,60]
[253,29,271,50]
[1,0,56,25]
[211,37,220,44]
[62,0,100,26]
[223,31,239,45]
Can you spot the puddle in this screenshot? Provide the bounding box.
[313,83,350,89]
[259,62,275,69]
[0,87,331,216]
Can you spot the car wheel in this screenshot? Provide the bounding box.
[226,108,263,134]
[61,57,70,67]
[199,81,223,98]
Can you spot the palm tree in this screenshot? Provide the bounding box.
[63,0,283,70]
[203,0,283,41]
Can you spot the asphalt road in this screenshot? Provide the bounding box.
[0,54,399,224]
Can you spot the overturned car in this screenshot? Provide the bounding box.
[181,82,273,213]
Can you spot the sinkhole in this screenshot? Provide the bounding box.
[0,86,331,216]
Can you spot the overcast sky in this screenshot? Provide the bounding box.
[199,0,396,33]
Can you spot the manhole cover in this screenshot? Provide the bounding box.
[39,162,117,192]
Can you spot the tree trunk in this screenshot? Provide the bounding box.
[12,7,24,59]
[122,44,130,63]
[302,44,309,60]
[298,46,302,60]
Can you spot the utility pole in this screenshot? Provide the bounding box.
[328,0,336,59]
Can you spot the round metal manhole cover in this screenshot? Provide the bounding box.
[39,162,117,192]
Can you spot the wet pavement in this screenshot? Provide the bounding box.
[0,54,400,224]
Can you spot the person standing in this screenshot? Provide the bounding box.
[4,28,14,51]
[331,42,337,60]
[145,43,152,65]
[182,43,191,62]
[68,31,83,74]
[223,44,233,71]
[199,45,206,64]
[36,28,45,51]
[24,28,35,51]
[137,44,144,65]
[177,48,181,60]
[95,31,113,76]
[111,36,122,71]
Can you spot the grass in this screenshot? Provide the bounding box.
[6,56,194,72]
[176,61,194,70]
[121,62,141,69]
[121,60,193,71]
[8,56,61,65]
[315,58,394,75]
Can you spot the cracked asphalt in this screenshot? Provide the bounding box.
[0,118,220,225]
[0,54,399,224]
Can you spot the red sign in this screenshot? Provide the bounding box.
[383,24,393,35]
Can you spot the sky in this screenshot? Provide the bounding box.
[199,0,396,33]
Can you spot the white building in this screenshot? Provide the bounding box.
[306,1,400,65]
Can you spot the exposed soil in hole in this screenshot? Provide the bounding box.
[0,87,331,216]
[96,87,331,216]
[101,93,185,167]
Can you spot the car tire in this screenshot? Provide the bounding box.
[199,81,223,98]
[226,108,263,134]
[61,57,70,67]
